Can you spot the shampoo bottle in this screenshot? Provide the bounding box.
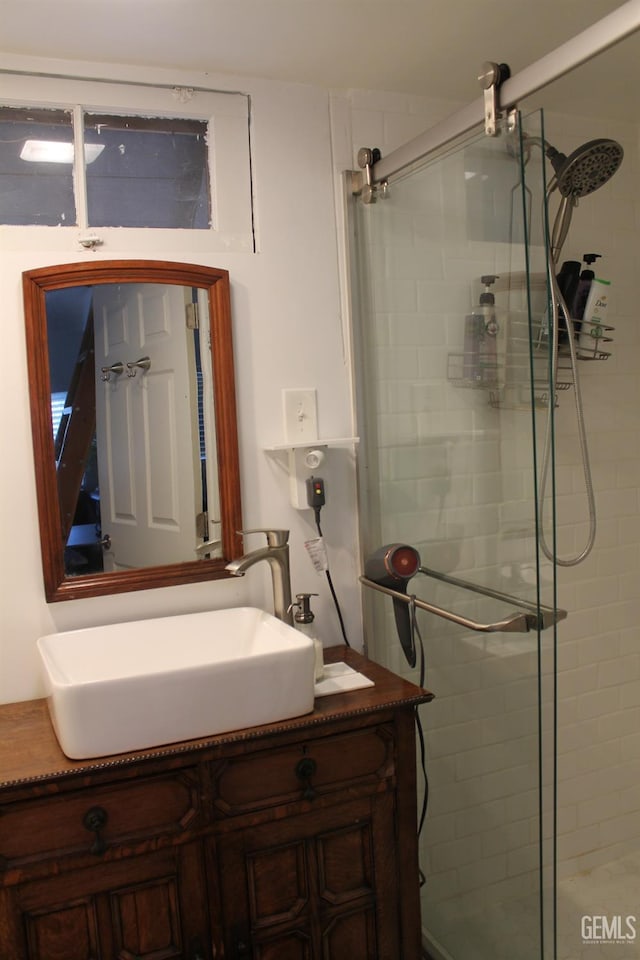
[292,593,324,682]
[556,260,581,311]
[556,260,581,340]
[578,277,611,356]
[571,253,601,322]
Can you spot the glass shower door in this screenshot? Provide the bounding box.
[350,110,557,959]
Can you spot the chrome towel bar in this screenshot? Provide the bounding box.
[360,567,566,634]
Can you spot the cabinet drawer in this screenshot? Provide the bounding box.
[0,769,201,872]
[213,725,394,816]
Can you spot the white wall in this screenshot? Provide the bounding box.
[0,55,362,704]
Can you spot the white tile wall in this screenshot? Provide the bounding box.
[343,87,639,955]
[545,111,640,882]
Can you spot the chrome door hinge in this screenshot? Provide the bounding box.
[185,302,199,329]
[196,511,208,539]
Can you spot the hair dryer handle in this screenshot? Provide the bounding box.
[393,597,416,668]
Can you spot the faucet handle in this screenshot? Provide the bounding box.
[238,529,290,548]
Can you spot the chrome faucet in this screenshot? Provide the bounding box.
[225,529,294,626]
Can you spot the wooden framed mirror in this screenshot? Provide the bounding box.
[23,259,243,602]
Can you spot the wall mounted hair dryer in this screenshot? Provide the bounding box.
[364,543,421,667]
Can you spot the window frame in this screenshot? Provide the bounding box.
[0,73,254,253]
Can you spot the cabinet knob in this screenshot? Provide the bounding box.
[83,805,108,855]
[295,756,317,801]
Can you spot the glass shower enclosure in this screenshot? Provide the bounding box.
[350,111,561,959]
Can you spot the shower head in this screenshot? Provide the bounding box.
[547,138,623,198]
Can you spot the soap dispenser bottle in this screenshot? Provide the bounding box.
[556,260,581,339]
[478,274,502,386]
[292,593,324,682]
[463,302,484,383]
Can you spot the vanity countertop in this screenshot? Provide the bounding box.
[0,646,433,791]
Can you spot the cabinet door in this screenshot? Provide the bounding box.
[217,794,399,960]
[1,843,210,960]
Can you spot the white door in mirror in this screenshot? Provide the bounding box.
[94,283,201,569]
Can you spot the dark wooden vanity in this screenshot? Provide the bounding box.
[0,647,433,959]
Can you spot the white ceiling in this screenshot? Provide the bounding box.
[2,0,639,119]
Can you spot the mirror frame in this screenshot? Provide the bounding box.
[23,259,243,602]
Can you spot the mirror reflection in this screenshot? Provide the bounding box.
[24,260,243,602]
[48,282,220,576]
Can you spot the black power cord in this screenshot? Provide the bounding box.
[409,598,429,887]
[306,477,350,648]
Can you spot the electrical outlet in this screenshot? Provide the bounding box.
[282,388,318,444]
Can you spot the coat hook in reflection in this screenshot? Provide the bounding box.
[100,361,124,382]
[126,356,151,378]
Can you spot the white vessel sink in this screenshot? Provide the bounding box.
[37,607,316,760]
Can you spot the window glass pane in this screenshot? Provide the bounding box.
[84,113,210,228]
[51,392,67,441]
[0,106,77,226]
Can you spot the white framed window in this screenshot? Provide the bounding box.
[0,73,254,253]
